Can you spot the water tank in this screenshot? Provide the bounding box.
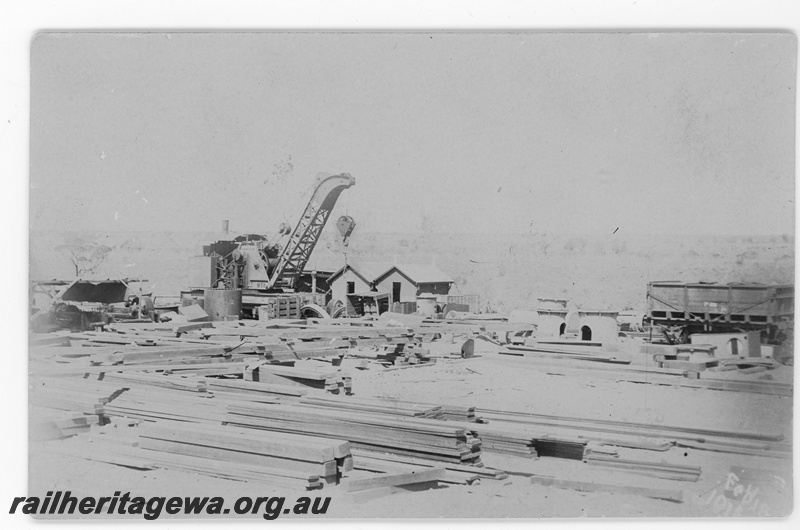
[203,288,242,321]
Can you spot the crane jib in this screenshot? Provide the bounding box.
[268,174,356,290]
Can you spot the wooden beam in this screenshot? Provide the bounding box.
[341,467,445,492]
[530,475,684,502]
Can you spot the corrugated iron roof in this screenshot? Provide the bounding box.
[376,264,454,285]
[329,261,394,283]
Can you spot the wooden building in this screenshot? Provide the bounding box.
[328,261,393,306]
[373,264,455,305]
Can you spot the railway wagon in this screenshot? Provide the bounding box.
[646,281,794,341]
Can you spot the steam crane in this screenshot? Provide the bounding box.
[203,173,356,293]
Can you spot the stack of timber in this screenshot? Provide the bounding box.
[474,428,541,457]
[457,415,700,482]
[54,422,342,490]
[54,378,488,490]
[226,402,482,465]
[297,395,477,422]
[137,422,351,489]
[477,408,790,460]
[30,375,340,490]
[103,386,236,423]
[90,444,327,489]
[437,403,478,422]
[444,420,587,459]
[244,360,352,395]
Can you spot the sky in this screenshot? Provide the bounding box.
[30,32,796,236]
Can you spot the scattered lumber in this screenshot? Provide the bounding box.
[350,448,508,481]
[341,467,445,492]
[493,353,792,397]
[205,377,308,397]
[507,343,626,363]
[28,318,792,506]
[530,475,684,503]
[299,395,443,418]
[674,439,792,460]
[93,345,233,365]
[381,361,440,372]
[348,341,436,367]
[311,395,475,421]
[98,371,209,393]
[352,457,479,485]
[79,360,247,376]
[173,322,215,334]
[584,454,701,482]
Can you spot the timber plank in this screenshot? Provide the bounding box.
[139,437,338,477]
[341,467,445,492]
[230,402,468,437]
[530,475,683,502]
[225,416,470,454]
[139,422,345,462]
